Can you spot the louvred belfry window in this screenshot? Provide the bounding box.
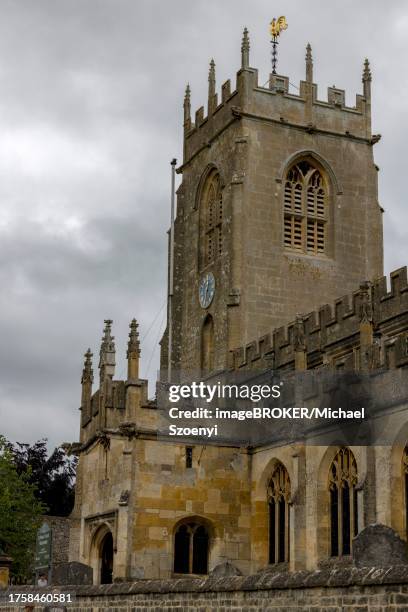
[201,170,223,267]
[284,161,328,255]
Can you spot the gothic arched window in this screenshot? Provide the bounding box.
[329,447,358,557]
[200,170,223,267]
[201,314,214,373]
[403,446,408,540]
[284,160,328,255]
[174,522,209,575]
[268,462,291,564]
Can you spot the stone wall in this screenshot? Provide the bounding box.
[3,567,408,611]
[72,436,253,580]
[44,516,70,566]
[70,398,408,577]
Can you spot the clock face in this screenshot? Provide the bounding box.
[199,272,215,309]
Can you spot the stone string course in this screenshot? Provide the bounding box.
[3,567,408,611]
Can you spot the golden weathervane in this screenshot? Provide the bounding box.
[270,16,288,74]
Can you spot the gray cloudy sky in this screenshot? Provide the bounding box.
[0,0,407,449]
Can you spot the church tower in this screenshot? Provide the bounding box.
[161,29,383,379]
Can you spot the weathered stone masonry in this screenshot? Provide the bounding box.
[4,567,408,611]
[161,27,383,376]
[62,26,408,600]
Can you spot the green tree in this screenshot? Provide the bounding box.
[9,439,77,516]
[0,436,45,581]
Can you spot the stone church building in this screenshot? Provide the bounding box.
[67,29,408,585]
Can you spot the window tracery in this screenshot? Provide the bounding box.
[328,447,358,556]
[200,170,223,267]
[268,462,291,563]
[284,160,328,255]
[403,446,408,540]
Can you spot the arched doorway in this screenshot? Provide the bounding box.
[100,532,113,584]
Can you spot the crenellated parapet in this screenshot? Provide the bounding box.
[231,267,408,372]
[180,29,377,169]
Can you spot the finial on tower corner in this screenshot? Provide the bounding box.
[127,318,141,379]
[100,320,111,352]
[241,27,250,69]
[183,83,191,129]
[363,58,372,82]
[81,348,94,384]
[99,319,116,381]
[362,58,372,102]
[100,319,114,352]
[208,59,216,113]
[127,318,140,358]
[306,42,313,83]
[103,319,113,333]
[208,59,216,85]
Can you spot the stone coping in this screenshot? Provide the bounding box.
[2,566,408,597]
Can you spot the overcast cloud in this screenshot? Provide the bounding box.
[0,0,407,449]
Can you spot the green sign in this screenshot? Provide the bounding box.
[35,522,52,569]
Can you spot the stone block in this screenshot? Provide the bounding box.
[52,561,93,586]
[218,562,243,579]
[353,524,408,568]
